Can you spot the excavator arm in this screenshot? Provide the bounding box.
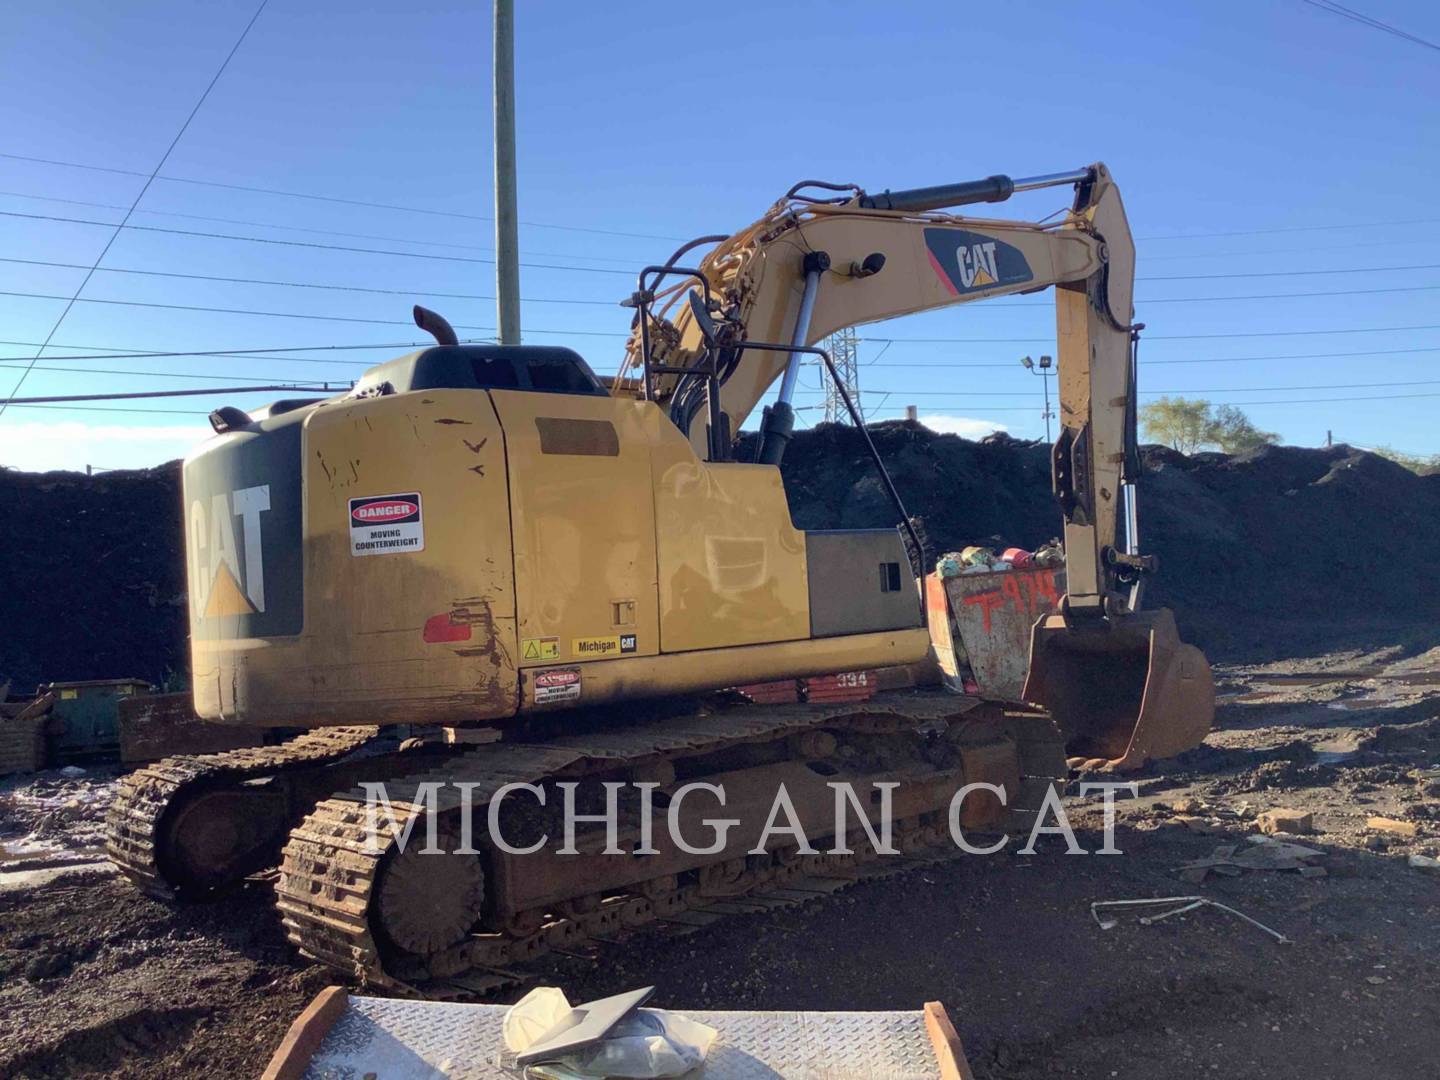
[625,163,1134,614]
[624,163,1213,769]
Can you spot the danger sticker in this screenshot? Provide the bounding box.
[573,634,638,659]
[533,667,581,705]
[521,636,561,662]
[349,492,424,557]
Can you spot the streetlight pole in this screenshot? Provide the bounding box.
[493,0,521,344]
[1020,355,1055,442]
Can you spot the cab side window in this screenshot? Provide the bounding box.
[526,354,600,394]
[471,355,522,389]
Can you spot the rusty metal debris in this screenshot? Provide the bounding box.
[1091,895,1290,945]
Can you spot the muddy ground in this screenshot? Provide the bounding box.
[1,633,1437,1079]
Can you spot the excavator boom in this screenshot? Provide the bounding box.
[624,162,1213,769]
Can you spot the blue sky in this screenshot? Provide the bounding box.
[1,0,1437,470]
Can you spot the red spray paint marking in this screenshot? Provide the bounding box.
[961,569,1061,634]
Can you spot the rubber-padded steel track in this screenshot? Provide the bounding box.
[107,726,380,900]
[276,694,1066,994]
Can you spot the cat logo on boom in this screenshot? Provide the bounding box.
[958,240,1000,288]
[189,485,270,619]
[924,227,1034,296]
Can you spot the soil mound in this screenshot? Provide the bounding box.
[2,427,1437,687]
[748,423,1440,659]
[0,463,186,692]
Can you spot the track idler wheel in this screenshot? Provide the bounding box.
[375,829,485,958]
[160,787,292,897]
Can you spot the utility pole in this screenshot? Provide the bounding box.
[493,0,521,344]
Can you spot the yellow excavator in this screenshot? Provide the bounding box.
[108,163,1213,991]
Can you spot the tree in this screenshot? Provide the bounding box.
[1374,446,1440,475]
[1208,404,1279,454]
[1140,396,1214,453]
[1139,397,1278,455]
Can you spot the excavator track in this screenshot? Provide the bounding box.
[276,692,1067,995]
[107,726,381,900]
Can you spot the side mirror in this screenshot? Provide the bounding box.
[686,289,718,344]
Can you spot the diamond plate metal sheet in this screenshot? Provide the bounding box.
[300,996,942,1079]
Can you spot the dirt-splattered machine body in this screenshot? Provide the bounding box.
[183,161,1210,768]
[184,350,927,729]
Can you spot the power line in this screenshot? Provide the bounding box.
[1297,0,1440,53]
[14,363,348,383]
[986,283,1440,309]
[1144,262,1440,281]
[864,346,1440,369]
[0,151,689,242]
[23,358,1440,398]
[0,289,637,337]
[18,361,1440,411]
[8,208,1440,301]
[1142,285,1440,303]
[0,289,471,330]
[799,378,1440,399]
[0,327,1436,382]
[0,209,635,276]
[0,338,456,362]
[10,288,1440,343]
[8,255,1438,309]
[857,390,1440,413]
[0,188,640,267]
[1142,346,1440,365]
[29,354,1440,389]
[863,323,1440,344]
[0,0,270,422]
[8,148,1439,247]
[1138,215,1440,241]
[1144,236,1440,264]
[2,402,210,416]
[0,257,616,305]
[18,386,1440,421]
[2,383,336,406]
[10,206,1440,286]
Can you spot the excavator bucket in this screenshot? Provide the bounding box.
[1020,607,1214,771]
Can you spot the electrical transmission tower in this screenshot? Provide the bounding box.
[821,326,861,424]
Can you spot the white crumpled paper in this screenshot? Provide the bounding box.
[502,987,717,1078]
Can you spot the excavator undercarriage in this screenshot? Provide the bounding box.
[111,690,1066,994]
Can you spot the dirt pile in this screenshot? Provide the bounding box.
[762,423,1440,659]
[1138,443,1440,656]
[0,463,186,692]
[2,427,1437,688]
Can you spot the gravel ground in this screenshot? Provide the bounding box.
[0,637,1437,1079]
